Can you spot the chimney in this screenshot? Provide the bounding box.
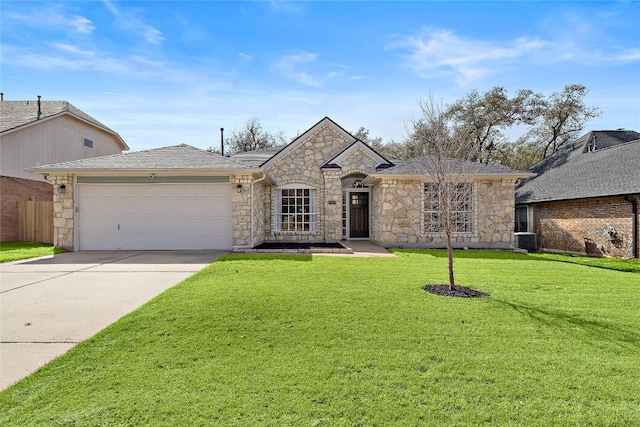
[37,95,42,120]
[220,127,224,156]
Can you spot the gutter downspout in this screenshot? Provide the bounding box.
[624,196,639,259]
[250,171,267,248]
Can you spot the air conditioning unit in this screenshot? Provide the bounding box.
[515,232,537,252]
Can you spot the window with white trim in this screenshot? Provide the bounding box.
[424,182,474,233]
[275,186,317,232]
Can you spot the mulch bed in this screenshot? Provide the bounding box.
[253,242,346,250]
[422,284,490,298]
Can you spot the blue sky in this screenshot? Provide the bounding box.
[2,1,639,152]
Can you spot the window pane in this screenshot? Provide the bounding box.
[424,183,473,233]
[276,187,317,233]
[515,207,528,232]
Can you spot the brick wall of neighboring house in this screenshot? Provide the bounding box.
[1,176,53,242]
[535,196,639,258]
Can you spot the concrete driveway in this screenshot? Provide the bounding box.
[0,250,225,390]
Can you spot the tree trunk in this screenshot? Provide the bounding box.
[446,231,456,290]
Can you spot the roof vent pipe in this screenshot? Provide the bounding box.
[1,93,4,101]
[220,127,224,157]
[37,95,42,120]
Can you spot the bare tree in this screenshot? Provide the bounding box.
[404,85,600,170]
[445,87,539,164]
[493,138,544,171]
[226,117,288,154]
[409,96,475,290]
[524,84,601,159]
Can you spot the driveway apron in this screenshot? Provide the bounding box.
[0,251,225,390]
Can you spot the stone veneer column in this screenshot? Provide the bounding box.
[51,174,75,250]
[322,169,342,242]
[231,174,253,248]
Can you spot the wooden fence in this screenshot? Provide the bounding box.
[17,201,54,244]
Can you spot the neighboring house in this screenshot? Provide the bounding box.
[515,130,640,258]
[1,98,128,241]
[29,117,532,251]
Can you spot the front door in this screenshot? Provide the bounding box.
[349,192,369,238]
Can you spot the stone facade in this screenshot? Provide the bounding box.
[39,118,528,252]
[371,177,518,249]
[50,175,74,250]
[371,179,423,245]
[1,176,53,242]
[534,196,639,258]
[476,179,518,246]
[263,124,355,243]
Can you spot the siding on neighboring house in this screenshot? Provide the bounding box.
[0,176,52,241]
[534,196,639,258]
[1,115,123,182]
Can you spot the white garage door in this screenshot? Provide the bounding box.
[78,184,232,250]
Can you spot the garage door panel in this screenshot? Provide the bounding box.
[78,184,232,250]
[120,217,220,234]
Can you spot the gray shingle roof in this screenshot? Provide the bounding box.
[377,155,532,177]
[516,131,640,204]
[229,146,283,167]
[2,100,111,133]
[29,144,256,172]
[320,140,394,169]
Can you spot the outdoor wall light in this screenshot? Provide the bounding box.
[59,184,66,193]
[236,184,243,193]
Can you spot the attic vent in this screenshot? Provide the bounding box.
[588,135,597,152]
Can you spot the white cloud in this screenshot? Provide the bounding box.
[143,27,164,44]
[2,43,128,73]
[71,15,95,34]
[273,52,343,87]
[102,1,164,45]
[615,49,640,62]
[581,48,640,64]
[2,42,230,88]
[5,7,95,34]
[239,53,253,63]
[387,29,546,85]
[50,43,95,57]
[101,0,119,16]
[388,24,639,85]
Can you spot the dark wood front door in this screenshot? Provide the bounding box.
[349,192,369,238]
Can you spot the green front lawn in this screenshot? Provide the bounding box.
[1,250,639,426]
[530,251,640,273]
[0,241,65,263]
